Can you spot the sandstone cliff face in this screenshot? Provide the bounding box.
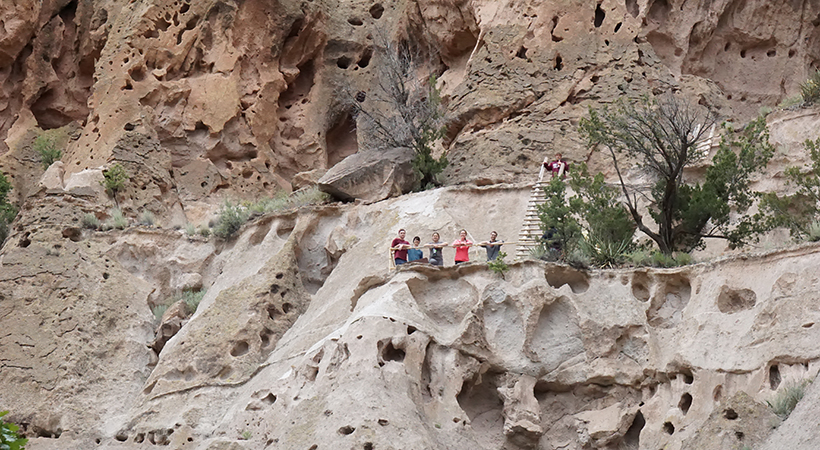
[3,0,820,449]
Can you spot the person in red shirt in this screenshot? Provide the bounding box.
[391,229,411,265]
[539,152,570,180]
[451,229,473,264]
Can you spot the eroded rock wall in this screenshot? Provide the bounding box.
[2,180,820,450]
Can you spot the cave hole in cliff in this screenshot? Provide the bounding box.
[620,410,644,447]
[363,443,373,450]
[724,408,738,420]
[230,340,250,357]
[130,65,146,82]
[769,364,781,390]
[326,112,358,167]
[338,426,355,435]
[369,3,384,19]
[457,372,504,433]
[767,49,776,57]
[663,421,674,434]
[260,327,273,348]
[740,49,747,58]
[348,17,364,26]
[280,61,315,108]
[545,267,589,293]
[358,47,373,68]
[648,0,670,25]
[678,393,692,414]
[378,340,406,366]
[550,16,563,42]
[594,4,605,28]
[18,232,31,248]
[646,275,691,328]
[554,54,563,71]
[154,17,171,32]
[625,0,639,17]
[717,286,756,313]
[337,56,353,69]
[515,46,528,59]
[614,22,622,33]
[31,90,73,130]
[789,49,796,58]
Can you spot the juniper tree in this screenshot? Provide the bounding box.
[579,95,773,254]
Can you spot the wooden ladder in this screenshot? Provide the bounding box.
[516,180,546,259]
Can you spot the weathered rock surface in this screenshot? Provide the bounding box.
[2,176,820,449]
[4,0,820,449]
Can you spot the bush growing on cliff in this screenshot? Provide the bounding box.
[767,379,810,420]
[537,165,635,267]
[756,138,820,241]
[346,30,448,190]
[33,133,62,170]
[0,172,17,246]
[213,201,248,238]
[801,70,820,105]
[0,411,28,450]
[102,163,127,200]
[579,95,774,254]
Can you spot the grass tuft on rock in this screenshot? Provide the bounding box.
[767,380,811,420]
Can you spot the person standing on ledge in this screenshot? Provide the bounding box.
[407,236,424,262]
[427,232,447,266]
[480,231,503,261]
[391,229,410,265]
[451,229,473,264]
[539,152,570,181]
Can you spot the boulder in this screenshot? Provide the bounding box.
[318,147,415,202]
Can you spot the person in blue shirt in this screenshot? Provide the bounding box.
[407,236,424,262]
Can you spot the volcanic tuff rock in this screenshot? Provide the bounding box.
[3,0,820,449]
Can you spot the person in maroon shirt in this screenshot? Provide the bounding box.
[540,152,570,180]
[391,229,411,265]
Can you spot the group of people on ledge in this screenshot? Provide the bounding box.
[391,229,504,266]
[389,153,570,267]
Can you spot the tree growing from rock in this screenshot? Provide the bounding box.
[347,30,447,190]
[579,95,774,254]
[756,137,820,240]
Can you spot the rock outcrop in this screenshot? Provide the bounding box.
[3,0,820,449]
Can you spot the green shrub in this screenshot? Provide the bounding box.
[779,95,803,109]
[0,172,17,246]
[801,70,820,105]
[213,201,249,239]
[181,289,206,314]
[487,251,509,278]
[289,186,330,208]
[807,220,820,242]
[151,304,169,322]
[138,210,155,226]
[767,380,810,420]
[184,223,196,236]
[81,213,100,230]
[33,133,62,170]
[197,225,211,238]
[104,208,127,230]
[528,243,549,261]
[0,411,27,450]
[102,164,127,197]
